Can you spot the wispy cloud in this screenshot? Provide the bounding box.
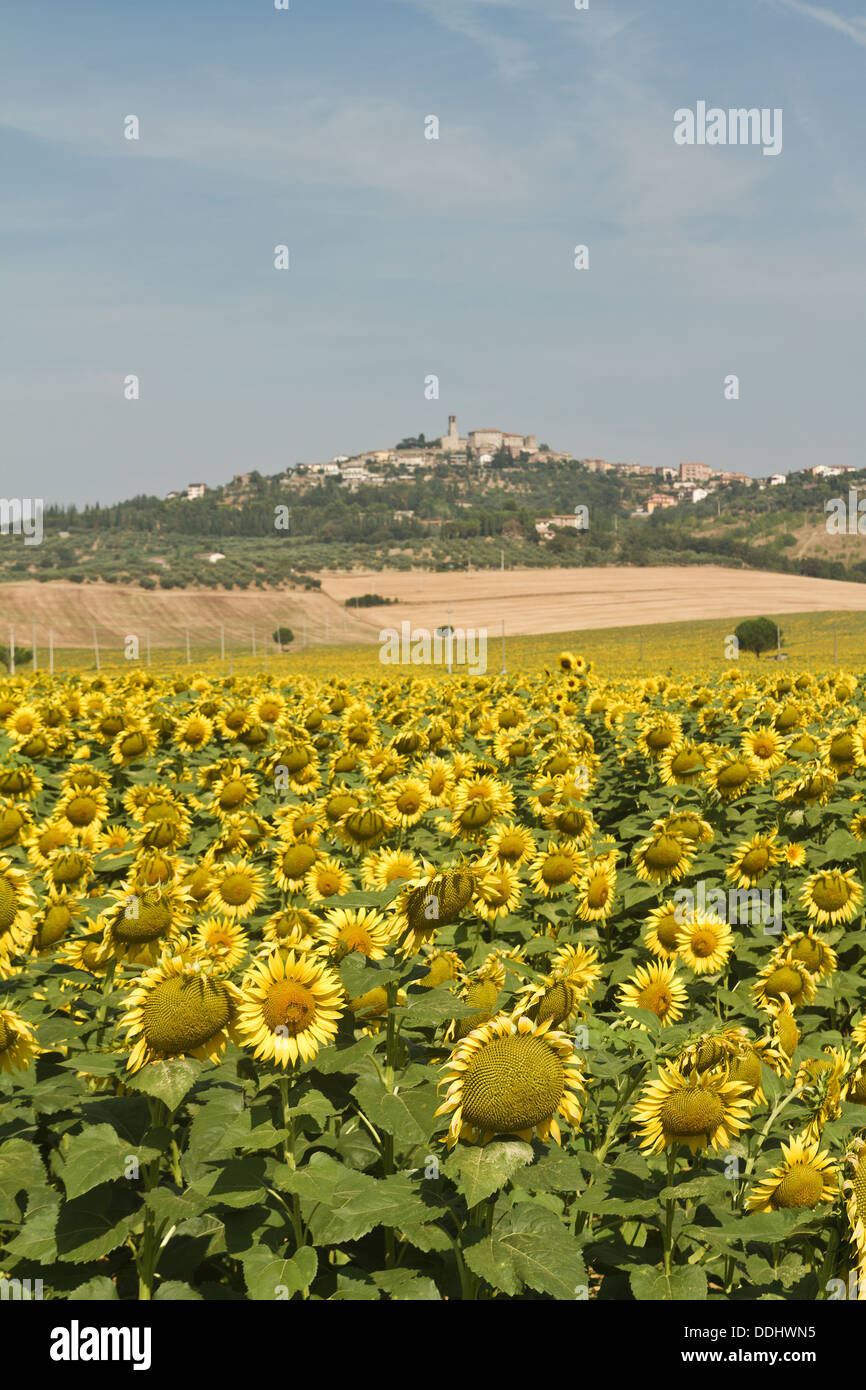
[769,0,866,46]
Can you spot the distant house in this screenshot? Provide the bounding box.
[186,483,207,500]
[646,493,678,512]
[679,461,713,483]
[165,491,180,500]
[332,455,349,463]
[233,473,252,486]
[768,474,786,486]
[394,510,415,521]
[691,487,709,503]
[194,551,225,564]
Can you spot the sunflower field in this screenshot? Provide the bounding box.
[2,656,866,1303]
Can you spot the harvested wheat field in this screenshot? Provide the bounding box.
[318,566,866,637]
[5,568,866,650]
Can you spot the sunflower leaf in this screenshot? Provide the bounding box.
[55,1184,141,1264]
[630,1265,708,1300]
[125,1058,202,1112]
[242,1245,317,1300]
[447,1141,534,1205]
[59,1123,160,1201]
[0,1137,47,1221]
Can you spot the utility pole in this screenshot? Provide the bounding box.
[447,605,453,674]
[49,630,54,675]
[8,626,14,677]
[92,627,100,673]
[31,622,37,674]
[220,626,225,661]
[501,618,506,675]
[834,626,838,666]
[146,630,151,667]
[186,629,190,664]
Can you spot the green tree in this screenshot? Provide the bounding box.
[734,617,783,659]
[272,626,295,649]
[0,644,33,671]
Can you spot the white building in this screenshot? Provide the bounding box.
[186,483,207,500]
[691,488,709,502]
[768,474,786,486]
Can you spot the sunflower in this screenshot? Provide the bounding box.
[573,858,616,923]
[775,927,837,979]
[416,948,466,990]
[448,976,505,1042]
[31,888,85,954]
[236,950,345,1067]
[382,778,431,830]
[58,931,113,977]
[0,1006,39,1073]
[273,841,320,892]
[784,842,807,868]
[338,806,392,853]
[753,959,817,1011]
[801,869,863,926]
[741,727,787,777]
[207,856,268,920]
[55,786,110,833]
[632,829,693,886]
[361,847,421,891]
[760,995,800,1073]
[633,1064,752,1155]
[543,942,600,998]
[261,907,321,953]
[0,857,37,959]
[23,818,76,871]
[120,954,242,1072]
[636,712,682,759]
[745,1133,838,1212]
[134,795,193,851]
[528,841,586,897]
[318,906,393,962]
[618,960,688,1028]
[209,768,260,821]
[484,821,537,868]
[175,711,215,753]
[656,812,714,846]
[303,856,354,905]
[435,1014,586,1148]
[676,912,734,976]
[726,831,783,889]
[795,1047,849,1142]
[657,742,708,787]
[644,901,683,960]
[843,1138,866,1298]
[776,762,837,807]
[100,883,190,965]
[194,916,250,972]
[472,861,522,922]
[109,724,158,766]
[394,865,476,955]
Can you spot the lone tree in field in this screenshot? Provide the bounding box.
[272,626,294,650]
[734,617,782,660]
[0,644,33,672]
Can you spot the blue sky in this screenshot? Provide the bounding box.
[2,0,865,504]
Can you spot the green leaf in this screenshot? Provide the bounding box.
[68,1276,119,1300]
[465,1217,587,1299]
[55,1185,140,1263]
[0,1138,46,1221]
[60,1123,156,1201]
[3,1185,61,1264]
[447,1141,534,1205]
[371,1270,441,1300]
[352,1076,439,1148]
[402,987,474,1026]
[242,1245,317,1300]
[189,1156,268,1210]
[630,1265,708,1300]
[154,1281,204,1301]
[125,1058,201,1111]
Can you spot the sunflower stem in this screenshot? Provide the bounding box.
[94,959,117,1045]
[278,1075,307,1255]
[662,1146,677,1275]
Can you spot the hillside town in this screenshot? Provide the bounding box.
[164,415,860,513]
